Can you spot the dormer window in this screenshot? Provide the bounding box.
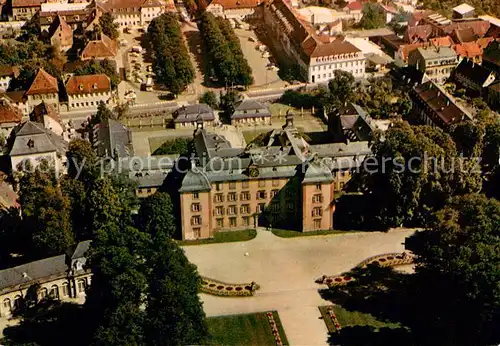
[92,83,98,89]
[74,15,79,20]
[47,17,52,23]
[78,84,84,90]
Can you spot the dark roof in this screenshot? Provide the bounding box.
[453,27,478,43]
[173,104,215,123]
[453,58,495,87]
[0,255,67,292]
[483,40,500,67]
[71,240,91,260]
[232,99,271,119]
[31,101,61,125]
[95,118,132,157]
[405,25,434,43]
[10,121,67,156]
[179,169,211,192]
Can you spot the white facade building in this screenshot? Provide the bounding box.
[65,74,112,110]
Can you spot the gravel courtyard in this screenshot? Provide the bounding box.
[183,228,415,345]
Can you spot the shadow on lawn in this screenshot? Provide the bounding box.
[2,300,90,346]
[328,326,416,346]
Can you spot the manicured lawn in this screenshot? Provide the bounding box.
[319,305,401,333]
[242,129,270,144]
[207,311,289,345]
[149,136,191,154]
[178,229,257,246]
[271,228,351,238]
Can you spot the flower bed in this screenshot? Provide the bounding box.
[267,311,284,346]
[200,277,260,297]
[317,252,414,287]
[327,306,342,332]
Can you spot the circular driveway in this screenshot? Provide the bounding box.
[183,228,415,345]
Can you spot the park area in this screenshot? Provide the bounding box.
[207,311,288,346]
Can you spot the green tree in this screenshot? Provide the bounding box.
[74,59,120,89]
[99,13,119,40]
[199,91,218,108]
[19,168,75,257]
[322,70,355,111]
[406,194,500,345]
[67,139,98,181]
[87,177,126,233]
[145,234,208,345]
[85,222,150,346]
[359,3,386,29]
[137,192,176,237]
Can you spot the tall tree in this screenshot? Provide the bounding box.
[145,234,208,345]
[322,70,355,111]
[137,192,176,238]
[406,194,500,345]
[359,3,386,29]
[99,13,119,40]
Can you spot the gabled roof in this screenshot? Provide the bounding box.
[452,3,474,15]
[10,121,67,156]
[440,20,490,38]
[173,104,215,123]
[99,0,162,10]
[0,99,22,125]
[208,0,263,10]
[81,33,117,60]
[94,118,132,157]
[453,58,496,87]
[405,24,434,43]
[344,1,363,11]
[453,27,478,43]
[454,42,483,58]
[31,101,61,125]
[65,74,111,95]
[429,36,454,47]
[26,69,59,96]
[48,14,73,40]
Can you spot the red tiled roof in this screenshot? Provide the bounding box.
[454,42,483,58]
[453,27,477,43]
[302,36,360,58]
[399,43,425,61]
[344,1,363,11]
[405,25,434,43]
[81,33,117,60]
[477,37,494,49]
[12,0,43,8]
[0,66,20,78]
[26,69,58,96]
[440,20,490,38]
[100,0,161,10]
[0,100,22,125]
[409,10,434,26]
[208,0,263,9]
[430,36,454,47]
[65,74,111,95]
[48,15,73,41]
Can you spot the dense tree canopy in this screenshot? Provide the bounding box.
[99,13,119,40]
[137,192,176,237]
[148,13,195,95]
[423,0,499,17]
[73,59,120,89]
[358,3,385,30]
[198,12,253,87]
[199,90,218,108]
[406,194,500,345]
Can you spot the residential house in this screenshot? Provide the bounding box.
[92,118,132,158]
[0,97,22,138]
[404,24,434,43]
[0,66,19,91]
[205,0,264,19]
[452,27,478,43]
[30,101,65,138]
[453,41,484,63]
[80,33,117,61]
[436,20,491,39]
[452,58,496,96]
[47,15,73,52]
[100,0,165,29]
[40,5,101,32]
[341,1,363,22]
[378,3,398,24]
[0,241,92,318]
[483,40,500,74]
[452,3,475,20]
[429,36,454,48]
[231,99,271,126]
[408,10,434,27]
[395,43,424,67]
[65,74,112,110]
[3,91,29,117]
[408,46,459,84]
[11,0,43,21]
[25,69,60,114]
[172,104,215,129]
[410,80,472,128]
[9,121,68,173]
[264,0,365,84]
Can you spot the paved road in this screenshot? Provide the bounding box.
[183,228,414,345]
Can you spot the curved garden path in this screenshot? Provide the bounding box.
[183,228,415,345]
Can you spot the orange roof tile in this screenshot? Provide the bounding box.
[26,69,59,96]
[344,1,363,11]
[48,15,73,40]
[477,37,494,49]
[12,0,43,8]
[405,25,434,43]
[65,74,111,95]
[454,42,483,58]
[399,43,425,60]
[430,36,454,47]
[0,100,22,124]
[208,0,263,9]
[81,33,117,60]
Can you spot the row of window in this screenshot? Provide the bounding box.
[215,179,280,191]
[70,99,109,108]
[312,60,363,71]
[30,93,57,100]
[2,279,88,314]
[192,184,323,200]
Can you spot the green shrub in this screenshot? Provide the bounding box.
[153,138,191,155]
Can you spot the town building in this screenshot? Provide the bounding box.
[30,101,65,138]
[2,91,29,117]
[483,40,500,74]
[453,41,484,64]
[0,241,91,318]
[297,6,360,26]
[0,97,23,138]
[81,33,117,61]
[264,0,365,84]
[410,80,472,128]
[92,118,132,158]
[9,121,68,173]
[11,0,43,21]
[178,112,372,240]
[65,74,112,110]
[452,3,475,20]
[0,66,19,91]
[99,0,165,29]
[205,0,264,19]
[408,46,459,84]
[452,58,496,96]
[404,24,434,44]
[39,4,100,32]
[47,15,73,52]
[341,1,363,22]
[25,68,59,114]
[378,3,398,24]
[172,104,215,129]
[231,99,271,126]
